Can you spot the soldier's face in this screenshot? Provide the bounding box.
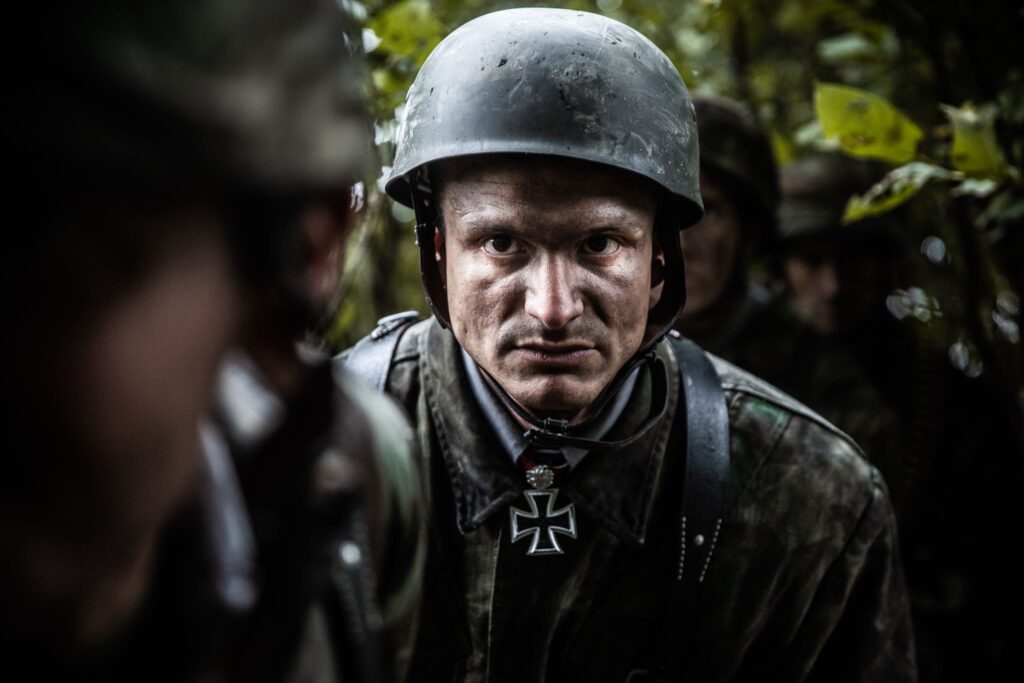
[436,156,661,422]
[680,171,743,319]
[782,235,889,336]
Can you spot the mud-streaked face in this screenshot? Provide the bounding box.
[436,155,661,422]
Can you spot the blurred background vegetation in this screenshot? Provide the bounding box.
[329,0,1023,428]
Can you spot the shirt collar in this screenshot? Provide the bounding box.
[460,348,640,469]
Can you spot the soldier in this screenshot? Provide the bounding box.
[343,8,915,682]
[2,1,422,681]
[778,153,1024,682]
[777,154,898,341]
[677,97,900,479]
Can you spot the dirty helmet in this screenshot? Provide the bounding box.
[386,7,703,342]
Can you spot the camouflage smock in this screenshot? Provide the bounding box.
[677,284,903,488]
[374,318,915,683]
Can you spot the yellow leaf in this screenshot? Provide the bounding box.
[815,83,923,164]
[843,162,956,223]
[940,103,1006,178]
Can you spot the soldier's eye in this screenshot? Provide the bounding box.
[483,235,520,255]
[582,235,620,255]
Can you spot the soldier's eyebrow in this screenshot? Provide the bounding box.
[455,220,521,242]
[450,207,521,234]
[577,210,650,241]
[585,220,646,236]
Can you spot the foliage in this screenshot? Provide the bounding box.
[941,102,1007,178]
[816,82,923,164]
[842,161,956,223]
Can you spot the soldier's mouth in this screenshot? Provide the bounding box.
[514,343,597,366]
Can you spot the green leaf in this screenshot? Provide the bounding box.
[843,162,957,223]
[770,130,796,166]
[940,102,1007,178]
[815,82,923,164]
[368,0,443,67]
[371,67,407,96]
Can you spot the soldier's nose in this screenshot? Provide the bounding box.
[524,257,584,330]
[818,261,841,300]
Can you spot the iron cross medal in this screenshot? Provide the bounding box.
[509,464,577,556]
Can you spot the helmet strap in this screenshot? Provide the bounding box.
[408,168,451,328]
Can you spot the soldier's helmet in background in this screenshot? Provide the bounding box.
[12,0,373,194]
[778,153,893,242]
[385,7,703,341]
[693,95,780,247]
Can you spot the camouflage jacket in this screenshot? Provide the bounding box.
[373,318,915,683]
[272,368,426,683]
[24,358,426,683]
[679,285,904,492]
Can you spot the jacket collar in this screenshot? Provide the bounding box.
[460,347,641,470]
[420,320,680,546]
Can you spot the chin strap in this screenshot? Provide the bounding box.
[477,347,671,455]
[409,168,452,328]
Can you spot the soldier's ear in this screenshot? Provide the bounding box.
[649,232,666,311]
[651,235,666,287]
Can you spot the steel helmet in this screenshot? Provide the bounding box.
[14,0,373,193]
[386,7,703,337]
[779,153,893,242]
[693,95,779,245]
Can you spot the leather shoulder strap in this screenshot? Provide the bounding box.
[340,311,420,391]
[649,333,730,681]
[674,333,729,588]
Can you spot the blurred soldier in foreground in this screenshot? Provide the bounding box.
[677,96,900,466]
[1,1,423,681]
[778,153,1024,682]
[343,8,915,681]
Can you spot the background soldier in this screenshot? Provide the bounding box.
[778,153,1024,682]
[677,96,900,467]
[344,8,915,681]
[2,1,423,680]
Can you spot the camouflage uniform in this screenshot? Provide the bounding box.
[208,359,426,683]
[684,283,903,486]
[358,319,915,682]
